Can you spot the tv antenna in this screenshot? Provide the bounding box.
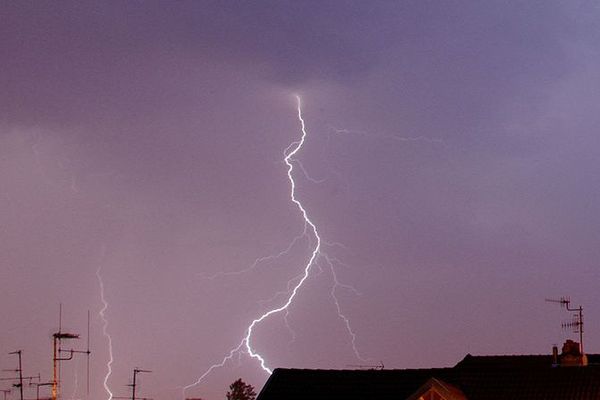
[8,351,23,400]
[128,369,151,400]
[51,305,91,400]
[545,296,584,354]
[0,351,40,400]
[35,382,53,400]
[346,361,385,370]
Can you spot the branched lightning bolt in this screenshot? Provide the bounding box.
[295,159,326,184]
[329,126,444,144]
[321,254,366,362]
[283,308,297,346]
[183,94,320,396]
[96,268,114,400]
[198,227,307,280]
[184,95,373,398]
[243,93,322,372]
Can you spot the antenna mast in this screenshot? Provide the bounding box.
[36,382,53,400]
[545,296,584,354]
[2,351,39,400]
[129,369,151,400]
[86,311,90,397]
[51,305,91,400]
[7,351,23,400]
[346,362,385,370]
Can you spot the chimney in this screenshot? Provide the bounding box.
[559,339,588,366]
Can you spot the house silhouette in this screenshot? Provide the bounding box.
[257,341,600,400]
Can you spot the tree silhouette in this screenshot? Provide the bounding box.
[226,378,256,400]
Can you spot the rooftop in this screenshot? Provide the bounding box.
[257,352,600,400]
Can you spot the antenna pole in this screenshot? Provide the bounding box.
[8,351,23,400]
[51,305,86,400]
[563,299,584,354]
[86,311,90,397]
[574,305,584,354]
[52,305,61,400]
[346,362,384,370]
[546,296,585,354]
[52,329,58,400]
[130,369,151,400]
[37,383,53,400]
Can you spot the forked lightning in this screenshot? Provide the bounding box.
[97,268,114,400]
[184,95,363,397]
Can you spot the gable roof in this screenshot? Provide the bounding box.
[405,377,467,400]
[256,354,600,400]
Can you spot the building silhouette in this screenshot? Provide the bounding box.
[257,340,600,400]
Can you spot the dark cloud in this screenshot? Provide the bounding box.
[2,2,600,400]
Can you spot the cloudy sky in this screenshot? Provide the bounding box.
[2,1,600,400]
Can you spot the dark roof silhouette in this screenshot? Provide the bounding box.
[456,353,600,369]
[257,354,600,400]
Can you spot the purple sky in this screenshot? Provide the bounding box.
[2,2,600,400]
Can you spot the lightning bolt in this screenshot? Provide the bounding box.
[96,267,114,400]
[184,94,368,397]
[321,253,366,362]
[198,228,308,280]
[295,159,327,184]
[183,94,320,395]
[243,93,323,373]
[329,126,444,144]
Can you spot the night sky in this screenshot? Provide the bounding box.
[2,2,600,400]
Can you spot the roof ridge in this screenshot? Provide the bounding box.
[271,366,457,373]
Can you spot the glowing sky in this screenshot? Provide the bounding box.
[2,2,600,400]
